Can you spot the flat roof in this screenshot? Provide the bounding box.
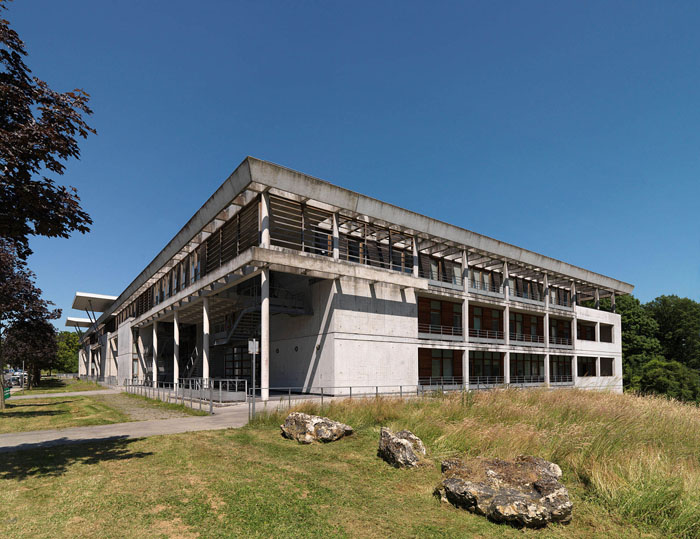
[65,317,93,328]
[83,156,633,331]
[71,292,117,312]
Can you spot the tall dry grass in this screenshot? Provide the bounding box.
[253,389,700,538]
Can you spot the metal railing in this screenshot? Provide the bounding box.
[468,376,505,386]
[469,280,503,294]
[549,336,573,346]
[510,289,544,302]
[550,374,574,384]
[509,332,545,344]
[469,328,504,340]
[551,297,572,308]
[510,375,545,384]
[124,377,248,411]
[418,269,463,287]
[418,323,463,337]
[418,376,464,386]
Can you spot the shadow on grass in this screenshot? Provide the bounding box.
[0,436,153,480]
[0,409,64,419]
[24,378,68,390]
[5,400,73,408]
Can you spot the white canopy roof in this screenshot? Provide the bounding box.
[65,317,93,328]
[71,292,117,312]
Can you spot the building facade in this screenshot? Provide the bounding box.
[69,157,632,398]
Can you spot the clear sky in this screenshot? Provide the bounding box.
[7,0,700,327]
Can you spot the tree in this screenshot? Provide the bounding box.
[4,313,59,388]
[637,359,700,403]
[598,295,665,389]
[0,239,59,405]
[0,0,94,260]
[645,295,700,371]
[55,331,80,373]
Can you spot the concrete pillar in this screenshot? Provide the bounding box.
[412,237,419,278]
[332,213,339,260]
[544,353,550,388]
[504,351,510,385]
[152,321,158,388]
[595,356,601,378]
[463,349,469,390]
[595,321,600,343]
[173,310,180,386]
[611,293,616,313]
[260,191,270,248]
[261,267,270,401]
[544,272,550,348]
[572,356,578,386]
[504,304,510,345]
[594,289,600,309]
[503,261,509,300]
[461,250,468,290]
[202,297,210,382]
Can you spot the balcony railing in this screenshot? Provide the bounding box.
[469,280,503,294]
[418,323,464,337]
[469,375,505,386]
[418,376,464,386]
[551,297,572,308]
[549,336,573,346]
[469,328,504,340]
[510,375,545,384]
[509,332,545,344]
[418,268,463,287]
[510,289,544,302]
[550,374,573,384]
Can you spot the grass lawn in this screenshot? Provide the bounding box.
[0,396,130,434]
[3,389,699,538]
[0,394,206,433]
[13,377,102,396]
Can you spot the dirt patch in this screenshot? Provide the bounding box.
[91,393,193,421]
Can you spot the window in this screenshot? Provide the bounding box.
[600,324,613,343]
[469,351,503,379]
[600,357,614,376]
[550,356,572,379]
[418,348,463,382]
[453,303,462,329]
[577,322,596,341]
[510,354,544,380]
[577,357,596,377]
[430,300,441,328]
[473,307,482,330]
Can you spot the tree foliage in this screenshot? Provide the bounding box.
[638,359,700,403]
[645,295,700,371]
[0,0,94,259]
[55,330,80,373]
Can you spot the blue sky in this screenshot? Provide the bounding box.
[7,1,700,327]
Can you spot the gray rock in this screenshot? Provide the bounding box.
[435,455,572,528]
[280,412,353,444]
[377,427,426,468]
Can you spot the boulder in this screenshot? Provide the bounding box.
[435,455,572,528]
[377,427,426,468]
[280,412,353,444]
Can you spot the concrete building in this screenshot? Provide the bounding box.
[69,157,632,398]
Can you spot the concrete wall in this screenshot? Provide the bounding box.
[116,320,134,386]
[574,306,623,393]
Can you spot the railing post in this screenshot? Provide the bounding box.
[209,384,213,415]
[321,386,324,408]
[400,385,402,398]
[288,387,291,408]
[349,386,352,399]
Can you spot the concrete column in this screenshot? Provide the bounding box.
[261,268,270,401]
[503,261,510,300]
[412,237,419,278]
[504,351,510,385]
[173,310,180,386]
[152,321,158,388]
[572,356,578,386]
[595,322,600,343]
[332,213,339,260]
[461,250,468,290]
[544,353,550,388]
[544,272,550,349]
[462,296,468,344]
[504,304,510,345]
[611,293,616,313]
[463,349,469,390]
[571,281,577,306]
[202,297,210,382]
[594,289,600,309]
[260,191,270,248]
[595,356,601,378]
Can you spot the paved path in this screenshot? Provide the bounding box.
[9,389,118,401]
[0,404,250,453]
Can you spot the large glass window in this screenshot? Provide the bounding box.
[550,355,572,380]
[469,351,503,379]
[510,354,544,380]
[600,325,613,343]
[577,356,596,377]
[600,357,614,376]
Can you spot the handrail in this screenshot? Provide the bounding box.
[469,280,503,294]
[510,375,545,384]
[468,376,505,385]
[549,336,573,346]
[418,323,463,337]
[550,374,573,383]
[510,289,543,301]
[418,376,464,386]
[468,328,504,340]
[509,332,545,344]
[418,268,463,286]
